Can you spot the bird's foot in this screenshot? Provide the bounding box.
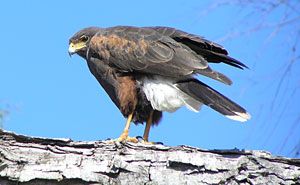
[136,136,163,145]
[105,136,138,144]
[141,140,156,145]
[114,130,138,143]
[116,136,138,143]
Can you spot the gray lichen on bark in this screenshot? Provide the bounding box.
[0,130,299,185]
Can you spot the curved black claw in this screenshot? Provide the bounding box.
[133,136,164,145]
[136,136,143,141]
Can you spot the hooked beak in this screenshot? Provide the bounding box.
[68,41,87,57]
[68,42,76,57]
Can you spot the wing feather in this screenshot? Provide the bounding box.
[149,26,248,85]
[150,26,247,69]
[88,26,207,78]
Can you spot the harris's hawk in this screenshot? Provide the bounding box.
[68,26,251,143]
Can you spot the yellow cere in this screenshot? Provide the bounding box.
[68,42,86,53]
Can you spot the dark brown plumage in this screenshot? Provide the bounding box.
[68,26,250,143]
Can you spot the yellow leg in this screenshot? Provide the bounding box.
[141,111,157,145]
[143,110,153,142]
[117,113,138,143]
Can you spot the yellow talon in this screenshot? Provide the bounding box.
[116,130,138,143]
[114,112,138,143]
[140,140,156,145]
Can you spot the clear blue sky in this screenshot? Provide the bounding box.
[1,0,299,157]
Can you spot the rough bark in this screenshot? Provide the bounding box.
[0,130,299,185]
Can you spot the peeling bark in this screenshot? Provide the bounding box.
[0,130,299,185]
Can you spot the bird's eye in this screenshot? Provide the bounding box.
[80,35,89,42]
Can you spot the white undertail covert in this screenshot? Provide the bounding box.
[139,76,202,113]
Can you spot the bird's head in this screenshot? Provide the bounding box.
[68,27,100,58]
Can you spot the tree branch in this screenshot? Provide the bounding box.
[0,130,299,185]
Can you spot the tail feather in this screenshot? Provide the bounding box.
[198,49,248,69]
[196,66,232,85]
[176,79,251,122]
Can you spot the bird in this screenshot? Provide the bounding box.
[68,26,251,144]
